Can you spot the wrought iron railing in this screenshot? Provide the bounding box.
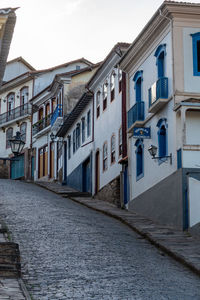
[32,113,52,136]
[148,77,168,107]
[127,101,144,129]
[0,103,32,125]
[51,104,63,126]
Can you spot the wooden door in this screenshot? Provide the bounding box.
[39,148,43,178]
[50,143,54,178]
[44,145,48,176]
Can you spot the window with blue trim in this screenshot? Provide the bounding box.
[76,123,80,150]
[133,70,143,102]
[135,139,144,180]
[87,110,91,137]
[157,118,167,159]
[154,44,166,78]
[82,117,85,143]
[191,32,200,76]
[67,135,71,159]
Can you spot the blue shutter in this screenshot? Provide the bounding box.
[158,52,164,78]
[158,125,166,157]
[177,148,182,169]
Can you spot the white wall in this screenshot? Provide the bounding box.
[186,110,200,144]
[128,31,173,118]
[3,61,32,82]
[64,101,93,176]
[127,31,176,200]
[183,27,200,93]
[93,67,122,191]
[130,100,176,199]
[188,177,200,227]
[34,62,88,96]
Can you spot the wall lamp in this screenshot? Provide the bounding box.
[50,132,55,141]
[148,145,172,164]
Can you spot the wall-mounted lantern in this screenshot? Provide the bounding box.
[148,144,172,164]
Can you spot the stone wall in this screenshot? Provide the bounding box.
[95,176,121,207]
[0,160,9,179]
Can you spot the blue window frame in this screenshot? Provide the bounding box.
[154,44,166,78]
[133,70,143,102]
[67,135,71,159]
[73,129,76,153]
[191,32,200,76]
[76,123,80,150]
[135,139,144,180]
[82,117,85,143]
[157,118,167,161]
[87,110,91,137]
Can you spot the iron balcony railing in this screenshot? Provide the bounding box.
[51,104,63,127]
[127,101,145,129]
[148,77,168,108]
[0,103,32,125]
[32,113,52,136]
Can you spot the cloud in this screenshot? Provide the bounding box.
[64,0,85,16]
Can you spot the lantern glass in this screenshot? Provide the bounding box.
[9,132,25,156]
[148,145,157,158]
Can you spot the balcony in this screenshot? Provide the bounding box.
[148,77,168,113]
[127,101,144,129]
[51,104,63,132]
[0,103,32,127]
[32,113,52,136]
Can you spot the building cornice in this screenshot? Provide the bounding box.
[119,2,200,73]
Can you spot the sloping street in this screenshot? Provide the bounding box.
[0,179,200,300]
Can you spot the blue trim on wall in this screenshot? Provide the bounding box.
[154,44,166,78]
[157,118,168,164]
[177,148,182,169]
[154,44,166,60]
[133,70,143,102]
[133,70,143,83]
[135,139,144,181]
[191,32,200,76]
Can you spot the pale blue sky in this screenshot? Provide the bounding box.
[1,0,200,69]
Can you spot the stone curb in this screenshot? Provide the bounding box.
[68,196,200,277]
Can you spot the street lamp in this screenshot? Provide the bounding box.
[9,131,25,157]
[148,144,172,164]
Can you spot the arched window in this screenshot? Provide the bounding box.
[103,142,108,171]
[6,127,13,148]
[103,83,108,111]
[96,91,100,118]
[20,122,27,143]
[135,139,144,180]
[7,92,15,115]
[118,69,122,93]
[157,118,167,158]
[133,71,143,102]
[111,134,116,164]
[110,72,115,102]
[154,44,166,78]
[20,87,29,107]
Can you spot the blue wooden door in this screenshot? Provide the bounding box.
[83,158,90,193]
[31,156,34,179]
[11,155,24,179]
[124,165,129,206]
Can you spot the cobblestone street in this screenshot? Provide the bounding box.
[0,180,200,300]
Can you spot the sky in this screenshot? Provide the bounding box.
[1,0,200,70]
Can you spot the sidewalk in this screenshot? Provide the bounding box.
[36,181,200,276]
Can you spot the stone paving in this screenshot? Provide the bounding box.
[0,180,200,300]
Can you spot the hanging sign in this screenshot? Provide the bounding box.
[133,127,151,139]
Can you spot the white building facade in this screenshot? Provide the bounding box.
[120,1,200,230]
